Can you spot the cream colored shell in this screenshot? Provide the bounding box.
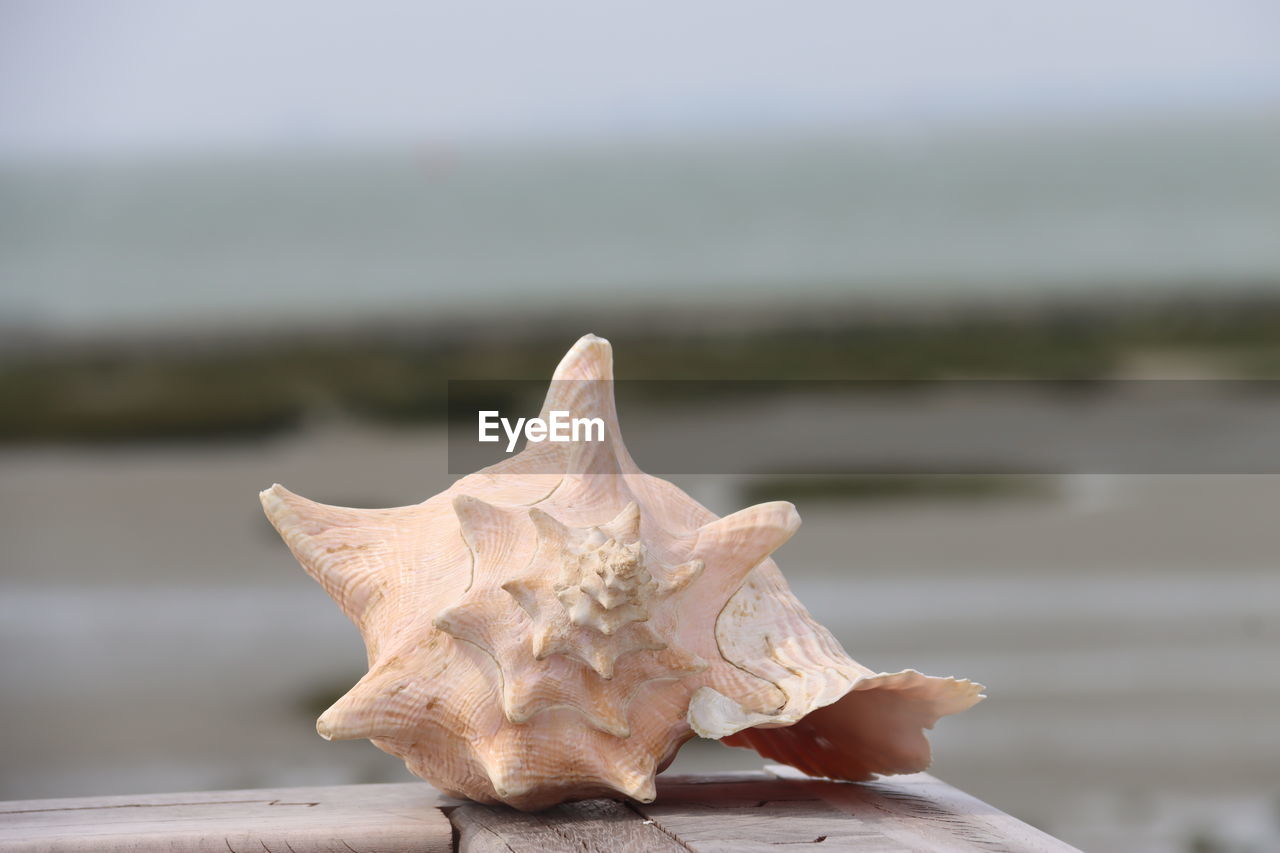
[261,334,983,809]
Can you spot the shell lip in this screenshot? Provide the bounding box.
[689,668,986,740]
[706,669,986,783]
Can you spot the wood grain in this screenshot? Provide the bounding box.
[648,772,915,851]
[762,766,1079,852]
[450,799,685,852]
[0,782,456,853]
[0,770,1078,852]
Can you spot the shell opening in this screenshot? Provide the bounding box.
[718,671,986,780]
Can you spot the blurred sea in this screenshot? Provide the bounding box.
[3,114,1280,336]
[3,115,1280,853]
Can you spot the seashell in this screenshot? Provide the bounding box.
[261,334,983,809]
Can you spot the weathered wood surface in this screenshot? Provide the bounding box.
[450,798,684,852]
[449,768,1079,852]
[0,782,456,853]
[760,766,1078,852]
[0,768,1079,852]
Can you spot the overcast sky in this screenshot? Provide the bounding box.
[2,0,1280,157]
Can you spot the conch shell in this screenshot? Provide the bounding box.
[261,334,982,809]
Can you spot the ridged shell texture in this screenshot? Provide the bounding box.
[262,335,983,809]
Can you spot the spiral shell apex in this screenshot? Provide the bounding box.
[261,334,984,809]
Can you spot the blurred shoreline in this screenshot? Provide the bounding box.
[4,294,1280,445]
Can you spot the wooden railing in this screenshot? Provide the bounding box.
[0,766,1079,852]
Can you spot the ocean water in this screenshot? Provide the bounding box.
[2,115,1280,335]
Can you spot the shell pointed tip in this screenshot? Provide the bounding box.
[259,484,294,521]
[769,500,802,530]
[552,334,616,382]
[619,778,656,802]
